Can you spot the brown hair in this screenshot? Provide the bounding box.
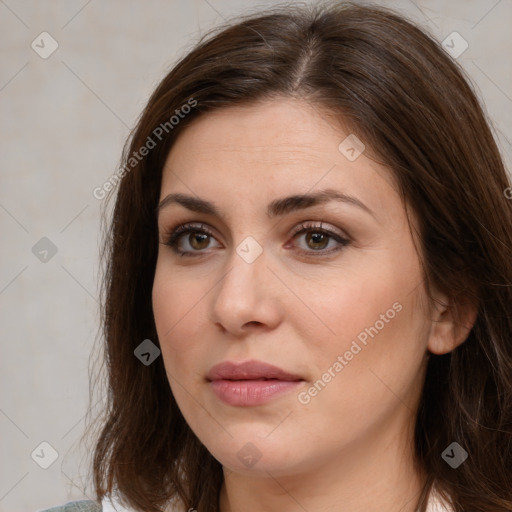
[92,2,512,511]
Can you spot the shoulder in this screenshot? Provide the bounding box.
[39,500,102,512]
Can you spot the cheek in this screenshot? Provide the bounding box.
[295,264,408,355]
[152,264,214,430]
[303,262,428,417]
[152,262,208,372]
[302,244,428,376]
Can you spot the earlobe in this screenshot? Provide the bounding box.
[426,294,478,356]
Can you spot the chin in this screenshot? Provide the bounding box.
[198,430,309,476]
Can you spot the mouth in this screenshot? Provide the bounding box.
[206,360,304,406]
[206,359,303,382]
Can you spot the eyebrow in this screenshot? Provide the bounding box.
[156,188,376,219]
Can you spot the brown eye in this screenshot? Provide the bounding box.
[290,222,351,256]
[163,223,220,256]
[189,232,210,250]
[305,231,330,250]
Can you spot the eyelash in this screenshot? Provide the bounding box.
[161,221,351,258]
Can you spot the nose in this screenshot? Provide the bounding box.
[209,244,284,336]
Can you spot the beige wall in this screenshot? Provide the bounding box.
[1,1,510,510]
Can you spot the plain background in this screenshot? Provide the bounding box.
[1,1,511,511]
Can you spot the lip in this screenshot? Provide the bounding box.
[207,360,304,406]
[207,360,303,381]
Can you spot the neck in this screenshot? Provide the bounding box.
[218,410,427,512]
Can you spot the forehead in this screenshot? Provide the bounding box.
[160,98,398,220]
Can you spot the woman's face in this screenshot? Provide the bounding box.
[152,98,437,477]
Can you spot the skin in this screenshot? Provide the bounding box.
[152,97,476,512]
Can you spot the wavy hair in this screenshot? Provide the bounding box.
[92,2,512,511]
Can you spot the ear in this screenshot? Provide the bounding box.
[427,291,478,355]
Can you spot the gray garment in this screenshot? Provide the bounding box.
[40,501,102,512]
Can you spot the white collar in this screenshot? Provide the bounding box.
[426,489,453,512]
[101,495,133,512]
[101,494,182,512]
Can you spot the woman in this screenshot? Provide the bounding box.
[43,1,512,511]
